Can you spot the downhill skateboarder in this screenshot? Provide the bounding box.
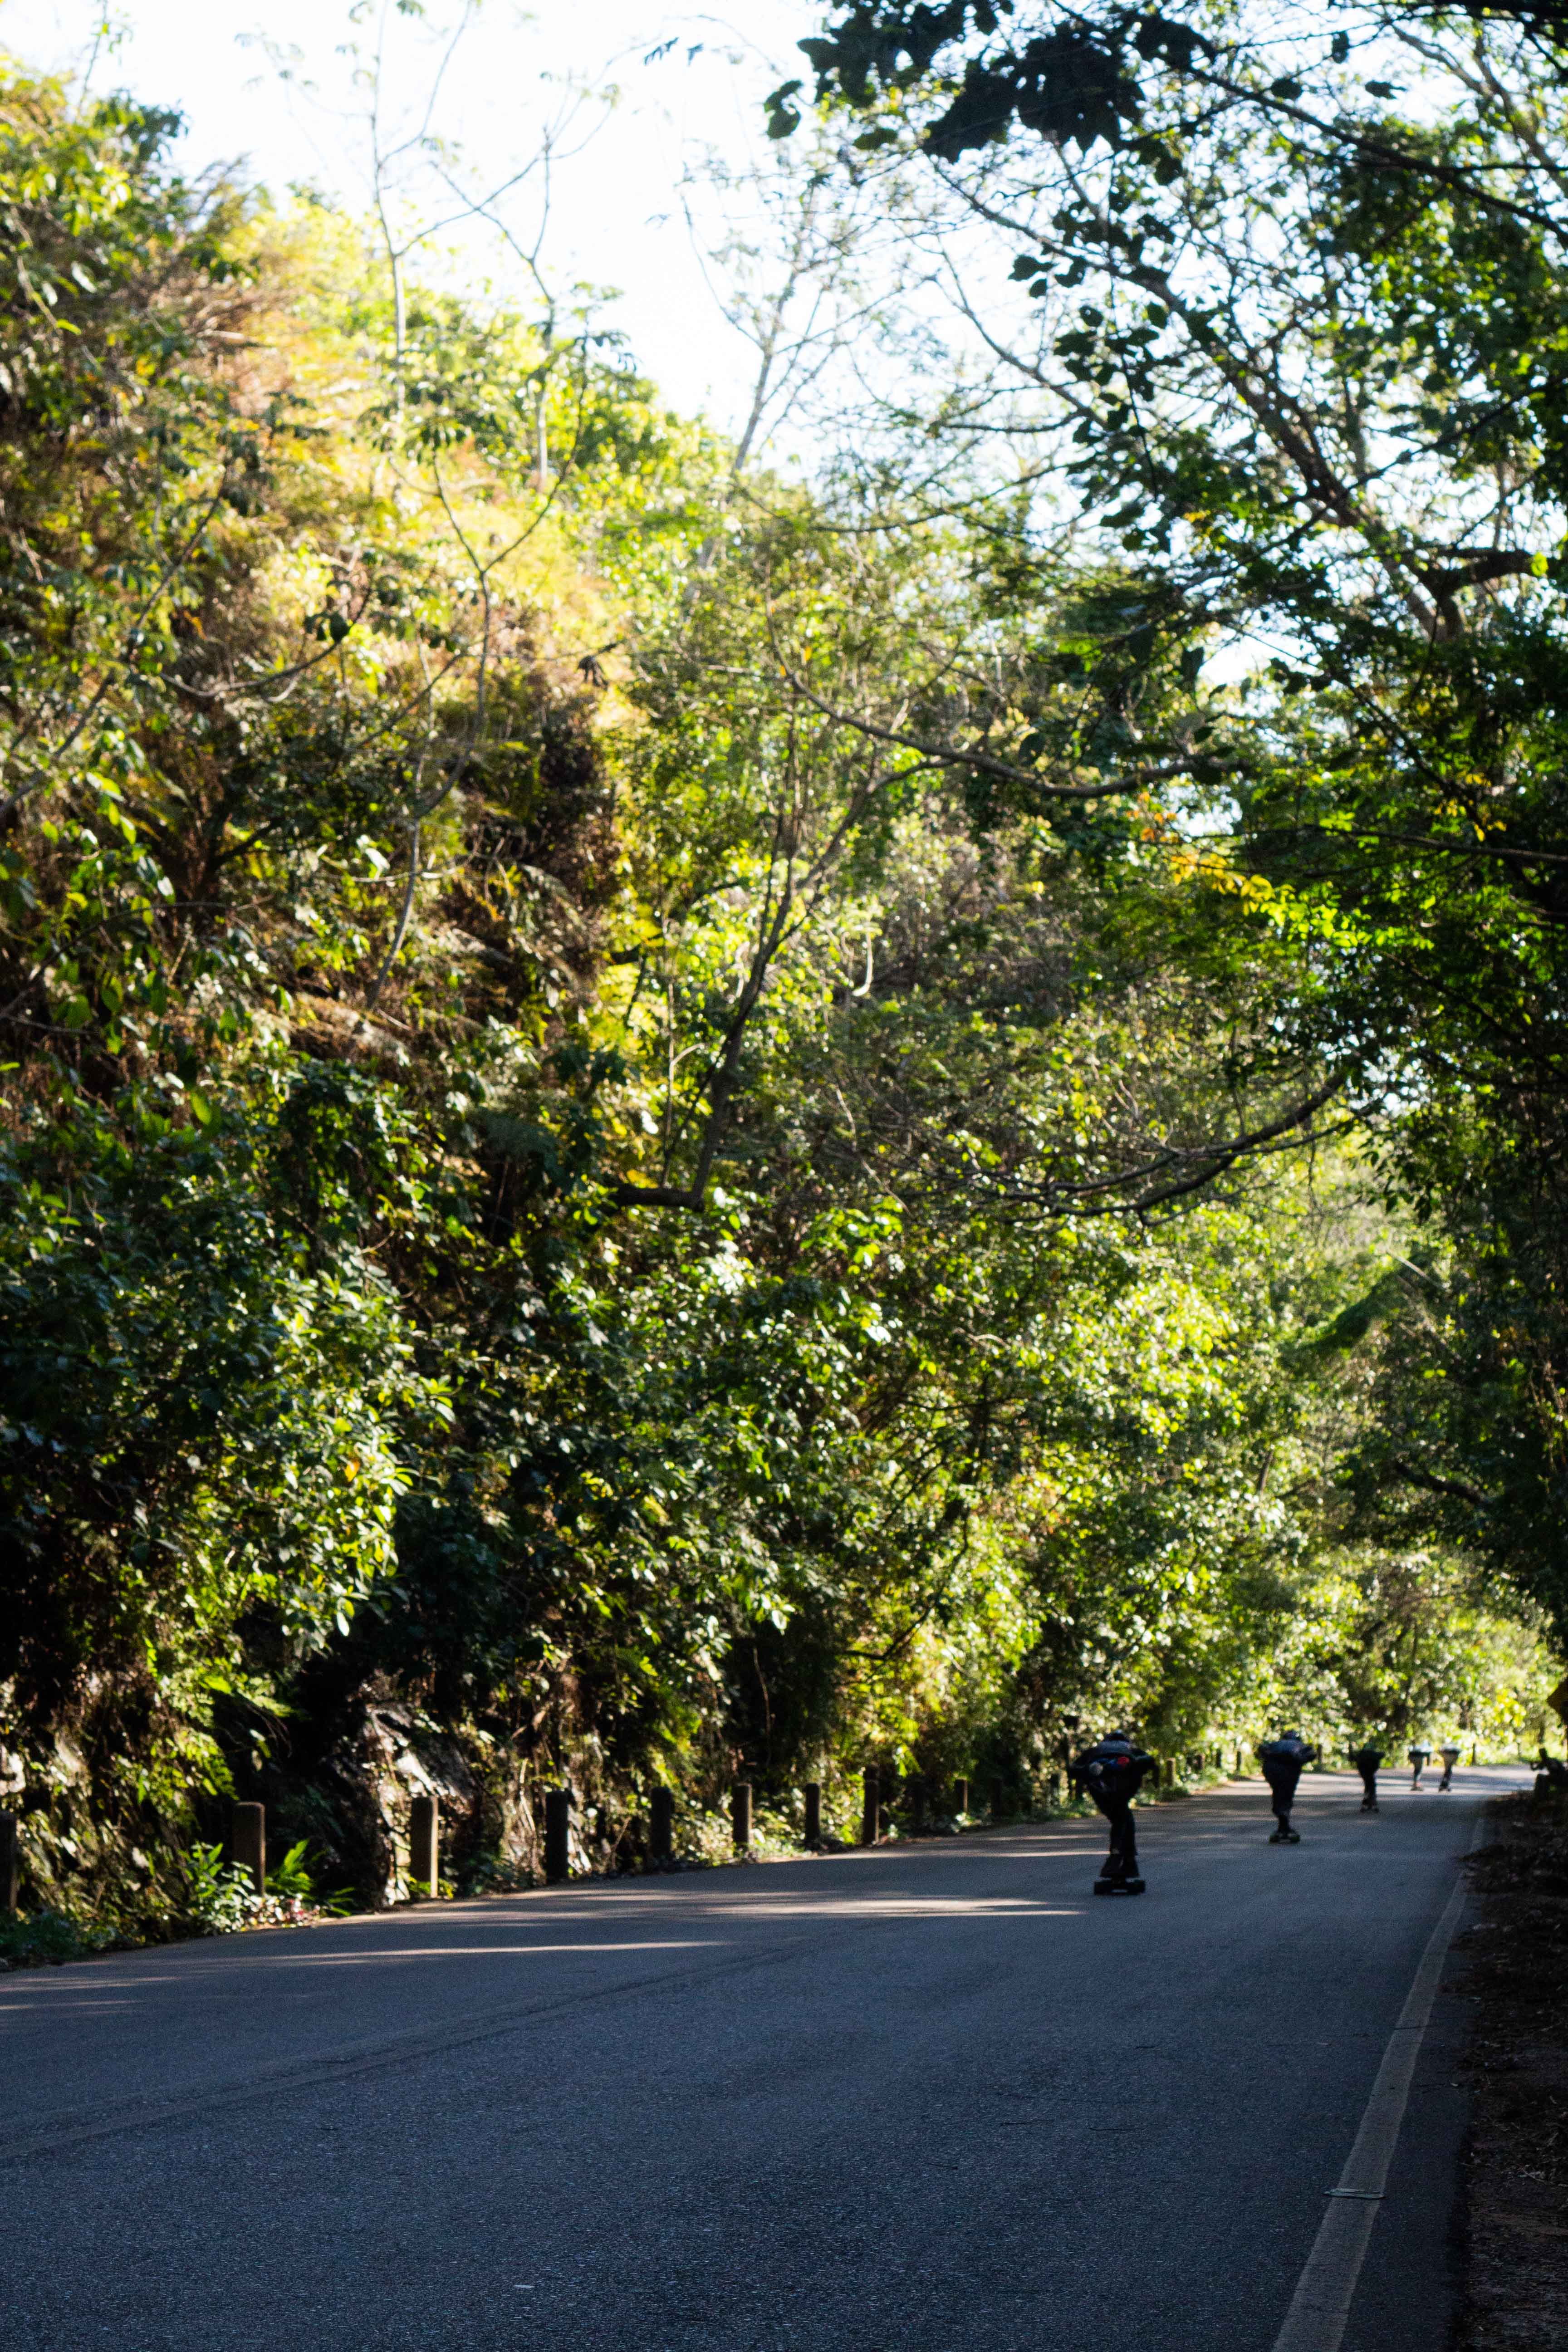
[1438,1743,1461,1791]
[1069,1728,1157,1896]
[1349,1742,1384,1813]
[1408,1743,1432,1789]
[1257,1731,1316,1842]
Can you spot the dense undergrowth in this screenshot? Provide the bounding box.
[0,59,1556,1943]
[1459,1790,1568,2349]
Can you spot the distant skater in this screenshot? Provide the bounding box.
[1408,1743,1431,1789]
[1349,1742,1383,1813]
[1438,1743,1461,1791]
[1070,1727,1157,1896]
[1257,1730,1316,1842]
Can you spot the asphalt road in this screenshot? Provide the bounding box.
[0,1765,1527,2352]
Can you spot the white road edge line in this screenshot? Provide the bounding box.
[1268,1805,1489,2352]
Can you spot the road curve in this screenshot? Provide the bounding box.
[0,1766,1525,2352]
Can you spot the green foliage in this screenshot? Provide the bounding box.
[181,1842,260,1934]
[0,50,1552,1943]
[266,1838,316,1900]
[789,0,1568,1647]
[265,1838,352,1911]
[0,1906,117,1968]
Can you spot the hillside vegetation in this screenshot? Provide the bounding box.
[0,58,1551,1931]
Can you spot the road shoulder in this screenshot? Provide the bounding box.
[1455,1791,1568,2351]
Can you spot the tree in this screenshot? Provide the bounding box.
[774,0,1568,1637]
[0,53,1545,1929]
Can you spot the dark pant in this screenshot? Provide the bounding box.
[1264,1767,1302,1823]
[1357,1769,1378,1806]
[1092,1794,1138,1874]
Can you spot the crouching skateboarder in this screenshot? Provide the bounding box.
[1070,1728,1157,1896]
[1258,1731,1316,1842]
[1349,1741,1383,1813]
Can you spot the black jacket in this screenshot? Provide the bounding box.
[1070,1736,1157,1805]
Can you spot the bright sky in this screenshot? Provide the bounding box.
[0,0,821,439]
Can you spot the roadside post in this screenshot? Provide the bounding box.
[544,1788,571,1884]
[230,1802,265,1896]
[0,1809,16,1914]
[803,1783,821,1848]
[650,1786,674,1864]
[861,1767,879,1846]
[953,1776,969,1817]
[731,1781,752,1852]
[409,1794,438,1895]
